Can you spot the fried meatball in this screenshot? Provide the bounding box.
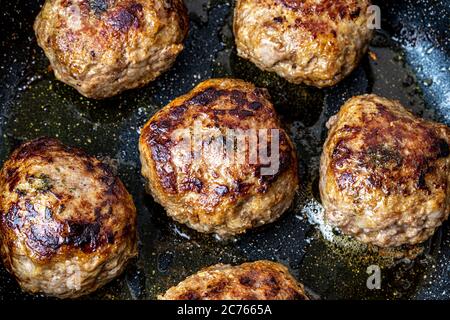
[320,95,450,247]
[0,138,137,298]
[139,78,298,237]
[233,0,373,87]
[34,0,188,99]
[159,260,308,300]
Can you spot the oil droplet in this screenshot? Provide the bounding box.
[302,199,334,242]
[402,75,415,87]
[157,251,174,273]
[423,78,434,87]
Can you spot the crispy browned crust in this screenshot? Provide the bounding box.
[233,0,373,87]
[0,137,137,298]
[139,78,299,236]
[320,95,450,247]
[34,0,188,99]
[159,260,308,300]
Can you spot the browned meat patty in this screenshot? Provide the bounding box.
[320,95,450,247]
[233,0,373,87]
[34,0,188,99]
[139,78,299,237]
[0,138,137,298]
[159,260,308,300]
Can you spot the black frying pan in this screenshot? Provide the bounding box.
[0,0,449,300]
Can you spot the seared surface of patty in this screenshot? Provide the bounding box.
[34,0,188,99]
[139,78,299,237]
[320,95,450,247]
[159,260,308,300]
[234,0,373,87]
[0,138,137,298]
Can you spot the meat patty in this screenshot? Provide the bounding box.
[34,0,188,99]
[139,78,299,237]
[233,0,373,88]
[159,260,308,300]
[0,138,137,298]
[320,95,450,247]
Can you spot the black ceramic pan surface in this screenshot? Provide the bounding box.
[0,0,449,300]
